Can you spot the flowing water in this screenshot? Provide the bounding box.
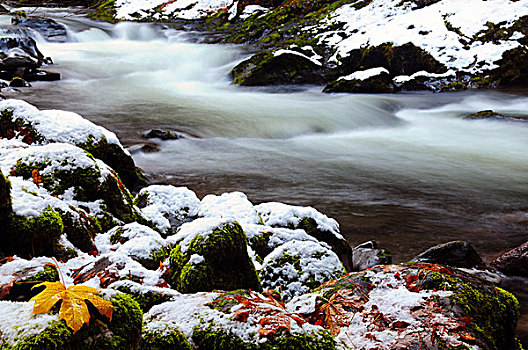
[1,10,528,335]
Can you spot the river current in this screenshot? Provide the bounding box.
[1,8,527,263]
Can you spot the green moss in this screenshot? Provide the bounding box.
[141,330,192,350]
[0,109,43,145]
[109,228,126,245]
[193,326,338,350]
[137,247,169,270]
[3,206,64,257]
[423,270,520,350]
[27,265,60,283]
[90,0,117,21]
[112,285,174,313]
[0,170,11,227]
[207,290,250,313]
[441,81,466,91]
[169,222,261,293]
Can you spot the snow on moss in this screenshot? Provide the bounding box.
[243,223,332,251]
[199,191,261,225]
[0,256,53,286]
[115,0,235,20]
[166,217,235,252]
[0,99,121,147]
[0,301,59,347]
[95,222,166,256]
[260,240,345,301]
[136,185,200,235]
[323,0,528,73]
[255,202,343,240]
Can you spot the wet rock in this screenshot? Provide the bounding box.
[9,77,30,87]
[11,16,68,43]
[142,129,188,140]
[127,143,160,154]
[324,67,395,93]
[412,240,487,269]
[0,5,7,14]
[28,69,60,82]
[352,240,392,271]
[231,48,325,86]
[464,110,528,121]
[492,241,528,277]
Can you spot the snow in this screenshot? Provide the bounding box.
[243,223,332,251]
[95,222,166,257]
[0,301,59,346]
[273,48,323,66]
[115,0,236,20]
[199,191,261,225]
[255,202,343,240]
[239,5,269,20]
[166,216,236,252]
[108,279,181,297]
[0,99,122,148]
[339,67,389,81]
[189,254,205,265]
[260,240,345,301]
[323,0,528,73]
[393,69,456,84]
[0,256,53,286]
[136,185,200,234]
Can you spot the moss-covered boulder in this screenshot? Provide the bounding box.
[135,185,201,237]
[198,191,261,225]
[144,291,340,350]
[304,263,522,349]
[464,110,528,122]
[0,292,143,350]
[0,99,145,190]
[168,218,261,293]
[231,47,325,86]
[95,223,168,270]
[259,240,345,301]
[323,67,394,93]
[255,202,352,271]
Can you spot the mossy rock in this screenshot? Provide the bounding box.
[141,330,193,350]
[0,293,143,350]
[0,263,59,301]
[259,240,345,301]
[231,49,324,86]
[323,69,395,93]
[169,220,261,293]
[192,327,339,350]
[333,42,446,80]
[109,281,178,313]
[3,206,64,257]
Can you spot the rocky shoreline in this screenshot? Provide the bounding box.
[0,99,526,349]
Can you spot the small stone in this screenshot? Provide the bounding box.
[412,240,486,269]
[492,241,528,277]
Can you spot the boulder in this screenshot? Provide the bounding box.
[304,263,522,349]
[352,240,392,271]
[9,77,30,87]
[259,240,345,301]
[0,99,145,190]
[143,290,339,349]
[0,293,143,350]
[411,240,487,269]
[492,241,528,277]
[167,217,261,293]
[108,280,180,312]
[231,48,324,86]
[135,185,200,237]
[11,16,68,43]
[255,202,353,271]
[324,67,395,93]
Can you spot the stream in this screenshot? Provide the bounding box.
[1,7,527,341]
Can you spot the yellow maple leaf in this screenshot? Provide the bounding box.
[30,281,113,333]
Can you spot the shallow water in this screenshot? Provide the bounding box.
[2,9,527,260]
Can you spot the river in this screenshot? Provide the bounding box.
[1,9,527,259]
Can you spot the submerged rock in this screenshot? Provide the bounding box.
[142,129,188,140]
[492,241,528,278]
[464,110,528,122]
[11,16,68,43]
[412,240,487,269]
